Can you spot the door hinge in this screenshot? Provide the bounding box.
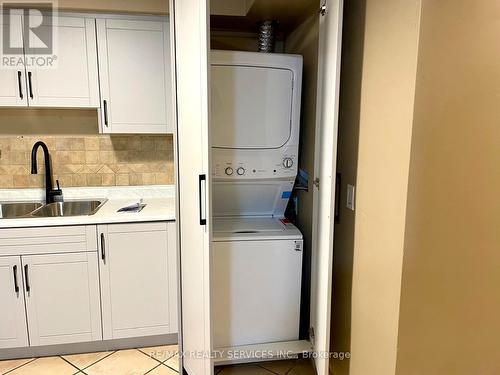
[319,4,327,16]
[309,326,316,344]
[313,177,320,189]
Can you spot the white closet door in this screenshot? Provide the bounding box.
[310,1,344,374]
[0,256,28,349]
[97,18,172,133]
[0,12,28,107]
[26,17,99,108]
[172,0,213,373]
[23,252,102,346]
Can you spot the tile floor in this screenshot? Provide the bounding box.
[0,345,316,375]
[0,345,179,375]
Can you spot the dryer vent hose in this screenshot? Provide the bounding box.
[258,20,276,53]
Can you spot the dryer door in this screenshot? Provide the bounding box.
[211,65,294,149]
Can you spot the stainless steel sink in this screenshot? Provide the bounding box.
[0,202,43,219]
[30,200,107,218]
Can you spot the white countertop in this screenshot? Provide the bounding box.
[0,185,176,229]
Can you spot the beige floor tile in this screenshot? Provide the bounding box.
[147,364,178,375]
[164,352,179,371]
[62,351,113,370]
[139,345,178,363]
[217,364,274,374]
[258,359,296,374]
[0,358,34,374]
[85,349,159,375]
[8,357,78,375]
[286,359,316,375]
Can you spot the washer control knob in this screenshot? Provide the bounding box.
[225,167,234,176]
[283,157,294,168]
[236,167,245,175]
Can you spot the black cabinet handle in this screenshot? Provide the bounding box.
[13,265,19,293]
[103,100,109,126]
[17,71,23,99]
[199,174,207,226]
[100,233,106,262]
[24,264,30,293]
[335,172,341,223]
[27,71,33,99]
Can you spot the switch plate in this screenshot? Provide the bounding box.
[347,184,355,211]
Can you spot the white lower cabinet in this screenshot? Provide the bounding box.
[0,256,28,349]
[98,222,178,339]
[0,221,177,350]
[23,252,102,346]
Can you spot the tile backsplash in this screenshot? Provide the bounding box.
[0,135,174,189]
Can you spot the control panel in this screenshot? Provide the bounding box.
[212,147,298,180]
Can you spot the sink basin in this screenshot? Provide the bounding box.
[30,200,106,218]
[0,202,43,219]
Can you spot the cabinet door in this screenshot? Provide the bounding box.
[25,17,99,108]
[0,256,28,349]
[98,222,177,340]
[22,252,102,346]
[97,18,172,133]
[0,12,28,107]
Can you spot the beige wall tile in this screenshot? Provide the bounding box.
[13,175,29,188]
[116,174,129,186]
[99,151,115,164]
[0,135,174,188]
[85,151,99,164]
[129,173,143,186]
[85,137,99,151]
[86,174,102,186]
[101,174,116,186]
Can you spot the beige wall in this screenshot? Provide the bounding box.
[0,108,99,134]
[334,0,422,374]
[396,1,500,374]
[328,0,366,372]
[56,0,168,14]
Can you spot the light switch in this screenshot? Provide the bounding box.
[347,184,355,211]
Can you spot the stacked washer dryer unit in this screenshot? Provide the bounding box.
[210,50,304,352]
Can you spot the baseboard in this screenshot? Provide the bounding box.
[0,333,179,360]
[213,339,312,366]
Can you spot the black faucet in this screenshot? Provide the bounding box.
[31,141,62,204]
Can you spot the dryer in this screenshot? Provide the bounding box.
[210,50,304,349]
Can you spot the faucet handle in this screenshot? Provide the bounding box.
[51,180,64,203]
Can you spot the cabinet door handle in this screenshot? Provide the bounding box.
[199,174,207,226]
[13,265,19,293]
[27,71,33,99]
[103,100,109,126]
[24,264,30,293]
[100,233,106,262]
[17,71,23,99]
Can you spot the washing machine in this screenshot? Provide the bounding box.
[210,50,304,349]
[212,217,303,348]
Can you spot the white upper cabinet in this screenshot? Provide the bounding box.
[0,256,28,349]
[0,12,27,107]
[0,15,99,108]
[26,17,100,108]
[97,18,173,134]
